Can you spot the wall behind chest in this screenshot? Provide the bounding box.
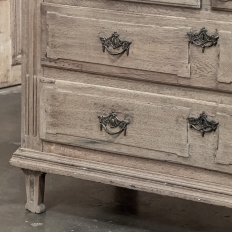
[0,0,21,88]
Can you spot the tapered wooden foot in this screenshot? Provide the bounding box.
[22,169,46,214]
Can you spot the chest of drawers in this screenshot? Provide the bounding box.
[10,0,232,213]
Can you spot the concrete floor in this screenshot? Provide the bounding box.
[1,86,232,232]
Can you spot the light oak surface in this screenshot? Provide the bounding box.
[112,0,201,8]
[45,10,191,78]
[0,0,21,88]
[10,0,232,212]
[42,3,232,91]
[211,0,232,11]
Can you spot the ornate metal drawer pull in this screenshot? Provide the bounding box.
[100,32,132,56]
[187,112,218,137]
[187,27,219,53]
[98,112,129,136]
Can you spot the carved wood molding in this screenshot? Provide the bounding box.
[111,0,201,8]
[211,0,232,11]
[21,0,43,150]
[10,0,22,65]
[10,148,232,209]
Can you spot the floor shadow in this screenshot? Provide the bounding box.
[113,187,139,215]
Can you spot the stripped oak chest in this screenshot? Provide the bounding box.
[10,0,232,213]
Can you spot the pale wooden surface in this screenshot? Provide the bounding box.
[211,0,232,11]
[10,147,232,209]
[10,0,232,211]
[20,0,43,151]
[112,0,201,8]
[23,169,46,214]
[40,80,190,159]
[218,31,232,83]
[39,78,232,174]
[42,3,232,91]
[0,0,21,88]
[11,0,22,65]
[46,10,191,78]
[44,0,232,21]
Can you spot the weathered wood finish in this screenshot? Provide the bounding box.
[44,6,191,78]
[41,3,232,91]
[211,0,232,11]
[21,0,43,150]
[0,0,21,88]
[218,31,232,83]
[10,0,232,212]
[11,0,22,65]
[10,148,232,209]
[39,79,232,174]
[40,80,190,159]
[23,169,46,214]
[112,0,201,8]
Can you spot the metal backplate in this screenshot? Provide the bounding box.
[187,112,219,137]
[100,32,132,56]
[187,27,219,53]
[98,112,129,136]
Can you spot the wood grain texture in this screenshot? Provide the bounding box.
[45,7,190,78]
[211,0,232,11]
[10,148,232,209]
[40,80,190,159]
[41,3,232,92]
[23,169,46,214]
[38,79,232,174]
[43,0,232,23]
[217,31,232,83]
[43,67,232,107]
[11,0,22,65]
[0,0,21,88]
[20,0,43,150]
[215,113,232,165]
[43,141,232,187]
[11,0,232,210]
[112,0,201,8]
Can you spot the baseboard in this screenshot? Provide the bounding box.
[10,148,232,208]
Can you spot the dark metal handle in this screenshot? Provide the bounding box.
[187,27,219,53]
[98,112,129,136]
[187,112,219,137]
[100,32,132,56]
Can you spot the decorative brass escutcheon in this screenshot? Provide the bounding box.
[100,32,132,56]
[187,112,219,137]
[98,111,129,136]
[187,27,219,53]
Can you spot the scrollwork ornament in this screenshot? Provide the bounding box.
[100,32,132,56]
[187,112,218,137]
[187,27,219,53]
[98,111,129,136]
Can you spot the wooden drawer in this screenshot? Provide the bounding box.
[42,4,191,78]
[112,0,201,8]
[0,0,21,88]
[42,3,232,92]
[40,79,232,174]
[10,0,232,213]
[211,0,232,11]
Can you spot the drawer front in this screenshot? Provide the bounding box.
[211,0,232,11]
[42,5,190,78]
[42,4,232,92]
[40,79,232,174]
[112,0,201,8]
[40,81,190,159]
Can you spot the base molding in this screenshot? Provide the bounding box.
[10,148,232,208]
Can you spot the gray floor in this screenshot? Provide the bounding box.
[1,86,232,232]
